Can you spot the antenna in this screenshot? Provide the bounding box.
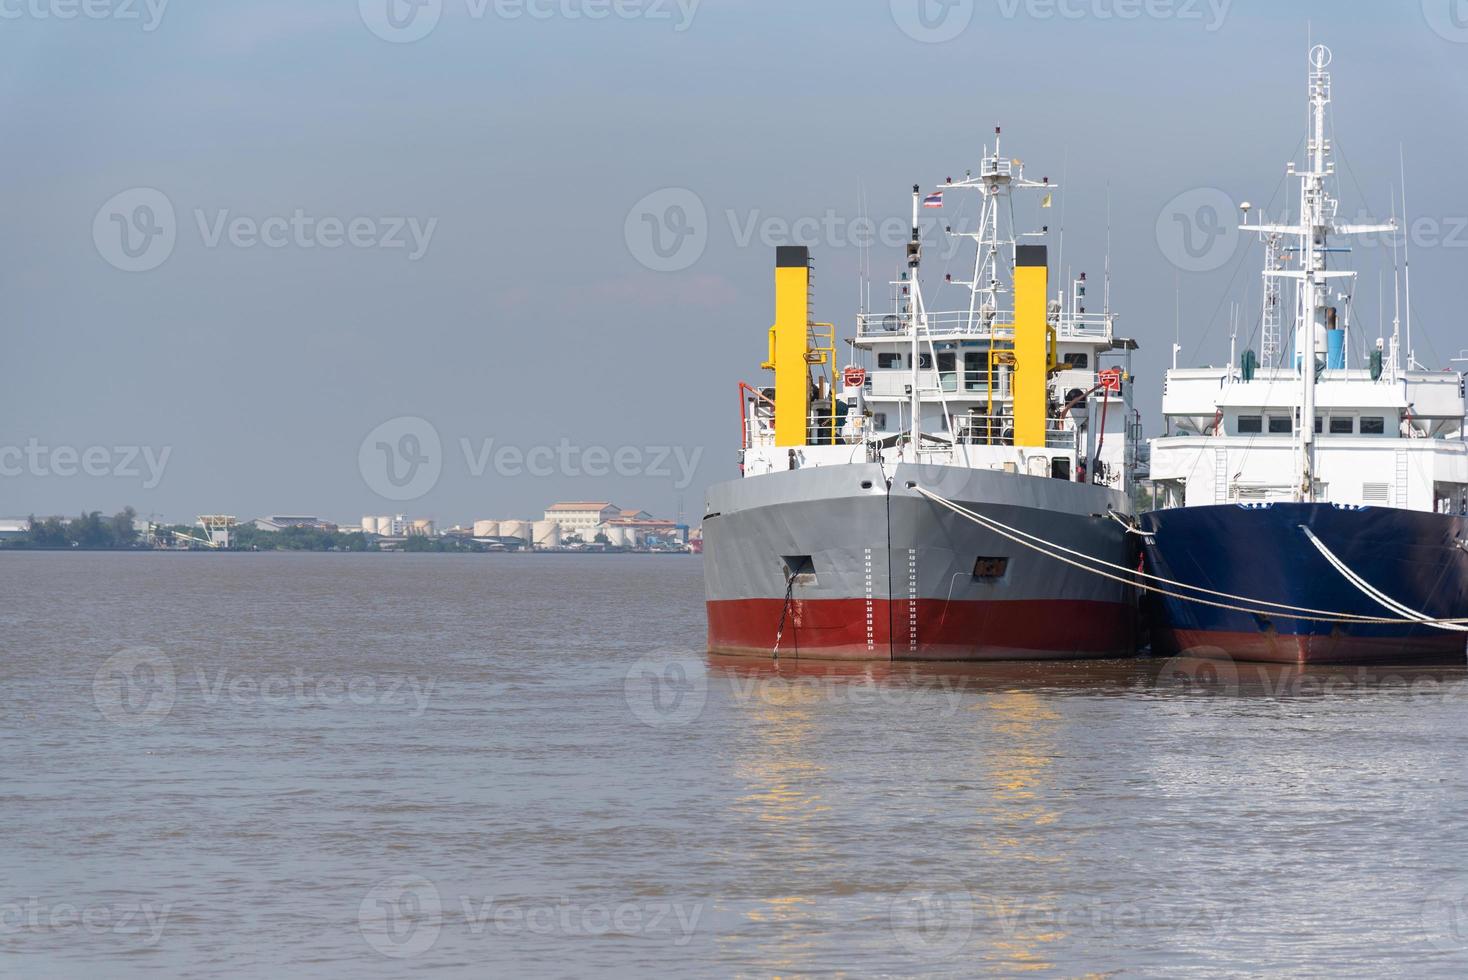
[1173,272,1181,369]
[1400,145,1414,370]
[1391,183,1402,378]
[1104,183,1113,316]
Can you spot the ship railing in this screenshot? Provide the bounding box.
[857,309,1113,342]
[950,416,1077,450]
[1055,314,1115,341]
[981,158,1013,178]
[806,413,866,447]
[857,310,1017,339]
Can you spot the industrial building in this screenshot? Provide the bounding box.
[254,516,338,533]
[543,502,622,531]
[361,515,436,537]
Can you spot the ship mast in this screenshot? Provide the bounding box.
[939,128,1053,336]
[1242,44,1395,503]
[908,183,923,457]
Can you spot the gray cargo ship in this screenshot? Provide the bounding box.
[705,144,1145,660]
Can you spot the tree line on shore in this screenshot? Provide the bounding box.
[1,510,486,552]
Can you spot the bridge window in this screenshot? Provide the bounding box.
[878,353,902,369]
[1063,352,1090,369]
[1361,417,1386,435]
[1238,415,1263,434]
[1330,417,1354,434]
[1268,416,1292,434]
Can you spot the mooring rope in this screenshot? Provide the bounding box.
[771,573,797,659]
[912,485,1467,627]
[1300,526,1468,633]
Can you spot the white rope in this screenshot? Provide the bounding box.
[911,484,1461,626]
[1300,525,1468,633]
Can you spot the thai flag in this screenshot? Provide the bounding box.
[923,192,944,209]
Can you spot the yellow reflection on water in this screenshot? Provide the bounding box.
[973,689,1065,973]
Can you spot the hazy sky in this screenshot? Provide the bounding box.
[4,0,1467,525]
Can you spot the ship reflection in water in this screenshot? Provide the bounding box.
[9,555,1468,977]
[705,653,1468,974]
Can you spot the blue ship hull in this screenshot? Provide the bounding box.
[1140,504,1468,664]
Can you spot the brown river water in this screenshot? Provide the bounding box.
[3,552,1468,977]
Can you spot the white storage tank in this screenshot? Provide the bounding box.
[532,521,562,550]
[361,516,379,535]
[501,520,531,544]
[473,520,500,539]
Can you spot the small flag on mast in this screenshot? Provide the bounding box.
[923,192,944,209]
[1041,193,1053,208]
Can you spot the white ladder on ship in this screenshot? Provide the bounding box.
[1214,449,1230,504]
[1394,450,1409,508]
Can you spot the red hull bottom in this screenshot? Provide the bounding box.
[707,598,1137,662]
[1156,627,1468,666]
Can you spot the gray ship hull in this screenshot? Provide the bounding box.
[704,462,1140,661]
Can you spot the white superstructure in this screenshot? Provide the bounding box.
[1149,46,1468,514]
[740,133,1142,497]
